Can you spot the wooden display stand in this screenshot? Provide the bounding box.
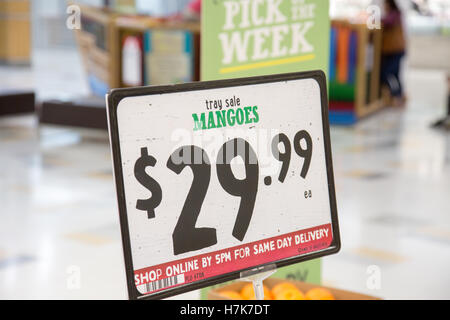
[40,4,201,129]
[115,16,200,87]
[0,0,31,65]
[74,4,120,96]
[74,4,200,93]
[40,4,119,128]
[329,19,384,125]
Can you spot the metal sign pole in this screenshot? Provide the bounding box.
[240,264,277,300]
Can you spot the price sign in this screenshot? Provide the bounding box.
[107,71,340,300]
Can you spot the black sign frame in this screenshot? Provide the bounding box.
[107,70,341,300]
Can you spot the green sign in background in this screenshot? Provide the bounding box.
[200,0,330,299]
[201,0,330,80]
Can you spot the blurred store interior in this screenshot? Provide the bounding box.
[0,0,449,300]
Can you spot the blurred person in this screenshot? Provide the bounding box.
[380,0,407,107]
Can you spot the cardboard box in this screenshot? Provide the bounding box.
[208,278,380,301]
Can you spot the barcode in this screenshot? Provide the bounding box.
[139,274,185,294]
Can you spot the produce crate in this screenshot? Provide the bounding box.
[329,19,384,125]
[208,278,380,300]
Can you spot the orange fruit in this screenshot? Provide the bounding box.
[271,282,300,297]
[240,283,273,300]
[273,287,306,300]
[305,287,335,300]
[219,290,243,300]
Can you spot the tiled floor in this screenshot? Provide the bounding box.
[0,50,449,299]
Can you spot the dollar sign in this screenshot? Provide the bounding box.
[134,147,162,219]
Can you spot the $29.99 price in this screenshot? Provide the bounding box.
[133,130,313,256]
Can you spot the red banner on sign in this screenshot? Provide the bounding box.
[134,223,333,295]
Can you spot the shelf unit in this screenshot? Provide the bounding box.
[329,19,384,125]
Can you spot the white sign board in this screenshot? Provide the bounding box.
[107,71,340,300]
